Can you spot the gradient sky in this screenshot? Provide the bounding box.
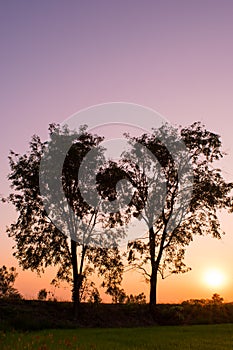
[1,0,233,302]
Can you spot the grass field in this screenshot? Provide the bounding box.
[0,324,233,349]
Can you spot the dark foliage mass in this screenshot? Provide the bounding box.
[4,121,233,312]
[122,122,233,305]
[5,124,124,316]
[0,295,233,331]
[0,266,21,300]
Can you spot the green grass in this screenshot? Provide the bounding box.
[1,324,233,350]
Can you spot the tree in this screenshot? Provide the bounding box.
[37,288,48,301]
[120,122,233,305]
[182,293,224,306]
[0,265,22,299]
[6,124,123,316]
[125,292,146,304]
[211,293,224,305]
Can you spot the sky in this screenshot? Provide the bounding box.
[1,0,233,302]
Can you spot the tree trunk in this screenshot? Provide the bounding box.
[71,239,79,318]
[150,263,158,306]
[149,226,158,306]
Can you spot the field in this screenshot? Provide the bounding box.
[1,300,233,349]
[1,324,233,350]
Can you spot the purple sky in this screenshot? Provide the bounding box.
[1,1,233,301]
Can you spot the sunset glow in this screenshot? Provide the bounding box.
[1,1,233,304]
[204,269,226,289]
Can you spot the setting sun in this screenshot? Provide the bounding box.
[204,269,226,288]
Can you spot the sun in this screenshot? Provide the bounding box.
[204,269,225,288]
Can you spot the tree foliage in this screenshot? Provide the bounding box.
[5,121,232,308]
[6,124,124,314]
[37,288,48,301]
[121,122,233,305]
[0,265,22,299]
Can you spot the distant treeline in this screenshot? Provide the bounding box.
[1,294,233,331]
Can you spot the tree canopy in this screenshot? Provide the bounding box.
[5,121,233,308]
[6,124,124,315]
[108,122,233,305]
[0,265,21,299]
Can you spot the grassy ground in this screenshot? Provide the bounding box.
[1,324,233,350]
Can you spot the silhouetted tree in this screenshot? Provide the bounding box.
[211,293,224,304]
[6,124,124,316]
[121,122,232,305]
[37,288,48,301]
[125,292,146,304]
[0,265,22,299]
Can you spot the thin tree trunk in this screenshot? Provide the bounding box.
[150,263,158,306]
[76,244,87,305]
[71,239,78,318]
[149,226,158,306]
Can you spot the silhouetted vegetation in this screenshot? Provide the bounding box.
[1,295,233,331]
[5,124,124,317]
[3,122,233,320]
[122,122,233,305]
[0,266,22,300]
